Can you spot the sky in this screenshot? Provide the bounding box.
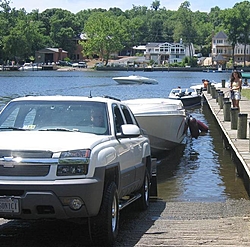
[10,0,244,14]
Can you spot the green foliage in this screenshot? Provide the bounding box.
[181,56,197,67]
[0,0,249,66]
[80,12,126,65]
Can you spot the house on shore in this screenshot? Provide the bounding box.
[35,48,68,64]
[143,41,194,65]
[211,31,250,67]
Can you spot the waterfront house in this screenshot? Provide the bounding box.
[211,31,250,66]
[143,41,194,65]
[35,48,68,64]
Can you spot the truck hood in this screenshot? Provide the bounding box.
[0,131,110,152]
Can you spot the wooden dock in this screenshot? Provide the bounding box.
[203,87,250,195]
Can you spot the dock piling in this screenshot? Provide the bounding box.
[215,90,221,103]
[230,107,239,129]
[237,113,248,139]
[218,92,224,109]
[222,79,226,88]
[223,101,231,121]
[211,86,216,99]
[207,82,211,94]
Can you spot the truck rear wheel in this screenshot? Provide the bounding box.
[135,169,150,211]
[90,182,119,246]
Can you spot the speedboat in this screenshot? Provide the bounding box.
[18,63,42,71]
[123,98,187,155]
[168,88,202,107]
[112,75,158,85]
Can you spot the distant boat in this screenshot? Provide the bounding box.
[168,88,202,107]
[112,75,158,85]
[18,63,42,71]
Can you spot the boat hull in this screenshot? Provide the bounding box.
[112,75,158,84]
[135,114,187,154]
[168,88,202,107]
[169,95,202,107]
[123,98,187,155]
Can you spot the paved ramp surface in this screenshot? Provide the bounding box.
[116,199,250,246]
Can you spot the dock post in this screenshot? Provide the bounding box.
[211,86,216,99]
[215,89,221,103]
[230,107,239,129]
[207,82,211,94]
[218,92,224,109]
[237,113,248,139]
[223,101,231,121]
[222,79,226,88]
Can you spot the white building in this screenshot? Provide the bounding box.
[212,31,250,65]
[143,42,194,65]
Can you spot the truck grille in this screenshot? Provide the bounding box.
[0,164,50,176]
[0,150,53,158]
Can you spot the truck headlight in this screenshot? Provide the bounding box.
[57,149,90,176]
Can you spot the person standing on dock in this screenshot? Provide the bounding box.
[230,71,242,111]
[202,79,209,90]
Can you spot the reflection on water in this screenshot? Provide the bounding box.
[157,103,249,202]
[0,70,248,202]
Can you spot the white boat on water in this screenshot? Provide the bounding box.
[112,75,158,85]
[123,98,187,155]
[168,88,202,107]
[18,63,42,71]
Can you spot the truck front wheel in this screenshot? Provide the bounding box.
[89,182,119,246]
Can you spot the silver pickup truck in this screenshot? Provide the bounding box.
[0,95,152,246]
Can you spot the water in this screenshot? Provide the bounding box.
[0,69,248,202]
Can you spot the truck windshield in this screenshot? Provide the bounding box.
[0,100,110,135]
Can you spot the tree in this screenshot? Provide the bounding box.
[151,0,160,11]
[80,12,126,65]
[233,1,250,67]
[209,6,223,31]
[2,11,49,62]
[192,11,213,56]
[174,1,197,62]
[47,9,81,54]
[220,8,241,65]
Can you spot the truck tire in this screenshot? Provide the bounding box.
[135,169,150,211]
[90,182,119,246]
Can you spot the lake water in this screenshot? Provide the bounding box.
[0,69,249,202]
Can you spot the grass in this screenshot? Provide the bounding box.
[242,89,250,100]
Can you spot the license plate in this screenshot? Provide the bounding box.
[0,198,19,213]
